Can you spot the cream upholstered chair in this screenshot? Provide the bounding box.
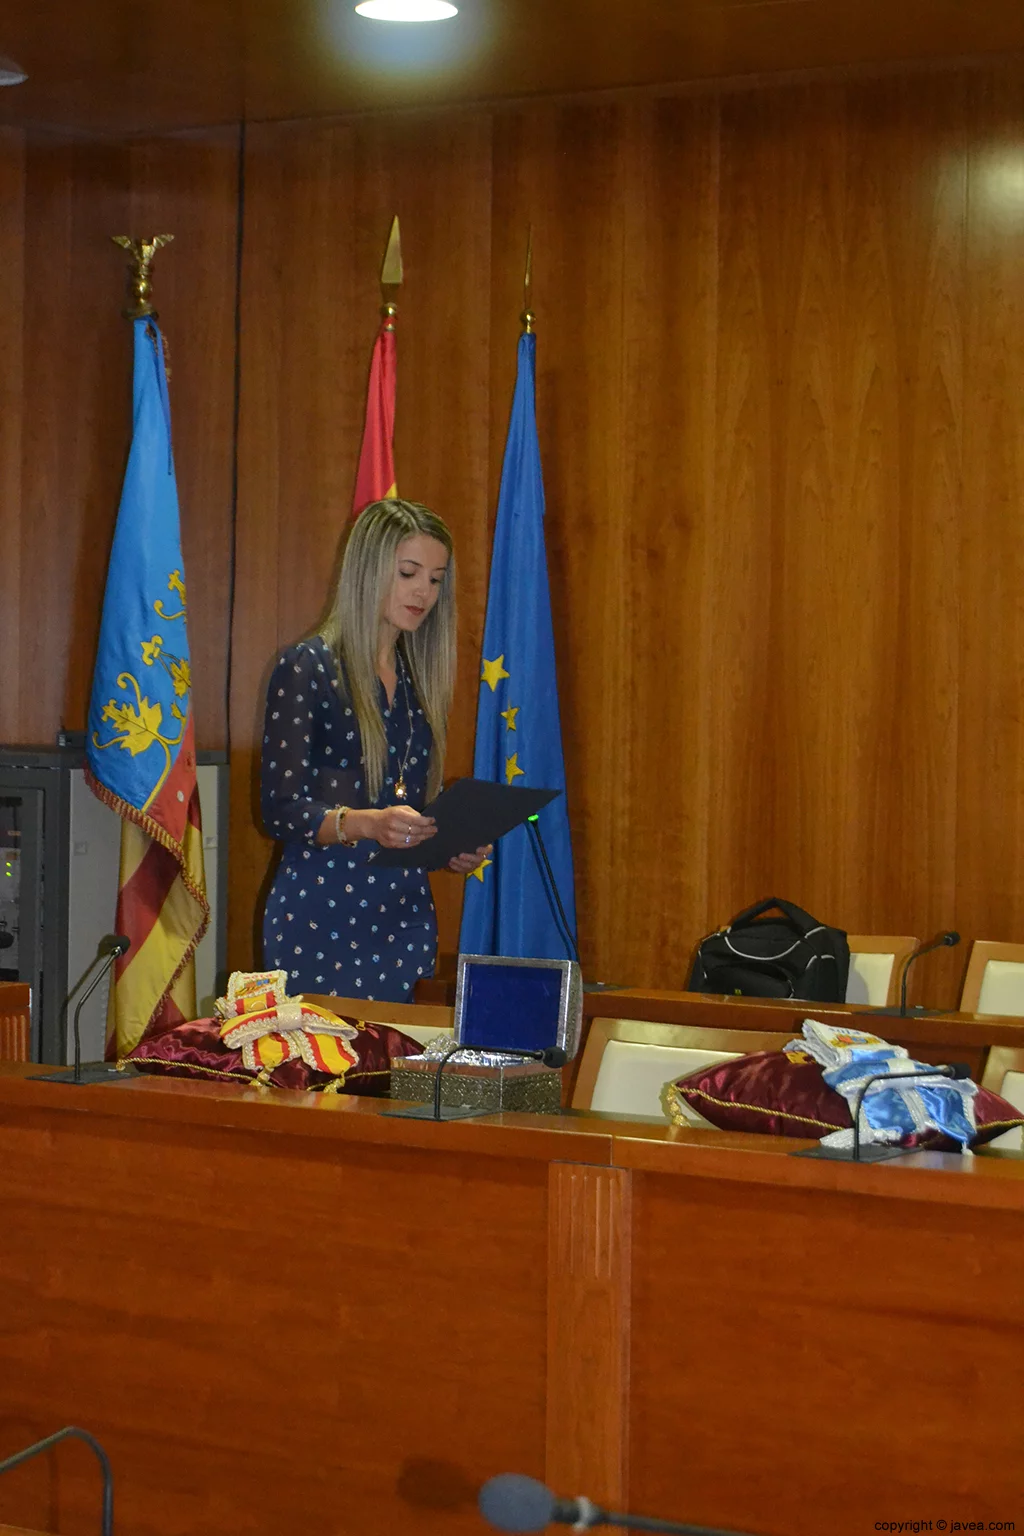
[845,935,918,1007]
[959,941,1024,1017]
[304,995,454,1048]
[570,1017,793,1117]
[959,944,1024,1149]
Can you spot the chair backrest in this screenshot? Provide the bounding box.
[571,1017,793,1117]
[960,945,1024,1148]
[845,936,918,1007]
[959,941,1024,1016]
[303,994,454,1048]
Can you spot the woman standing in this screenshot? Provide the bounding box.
[260,499,487,1001]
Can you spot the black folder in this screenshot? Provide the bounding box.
[372,777,558,871]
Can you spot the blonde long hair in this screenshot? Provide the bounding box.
[319,499,456,802]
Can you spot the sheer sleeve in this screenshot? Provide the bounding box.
[260,644,334,846]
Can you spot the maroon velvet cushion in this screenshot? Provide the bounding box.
[665,1050,1024,1149]
[125,1013,425,1096]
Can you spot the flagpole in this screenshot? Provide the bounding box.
[82,233,210,1065]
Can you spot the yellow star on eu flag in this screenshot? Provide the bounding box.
[505,752,525,785]
[481,655,511,691]
[469,856,493,883]
[501,705,519,731]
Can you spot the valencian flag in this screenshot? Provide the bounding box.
[352,216,401,516]
[86,317,209,1057]
[459,328,577,959]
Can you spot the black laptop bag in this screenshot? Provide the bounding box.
[688,898,850,1003]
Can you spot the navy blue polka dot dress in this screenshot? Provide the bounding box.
[260,635,437,1002]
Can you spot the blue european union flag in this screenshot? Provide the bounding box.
[86,318,196,839]
[458,330,577,960]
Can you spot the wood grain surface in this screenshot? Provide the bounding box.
[0,984,30,1062]
[7,62,1024,1006]
[0,1072,1021,1536]
[0,1082,551,1535]
[0,129,238,752]
[546,1164,631,1515]
[4,0,1024,136]
[629,1172,1024,1535]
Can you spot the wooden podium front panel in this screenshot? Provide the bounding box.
[628,1170,1024,1536]
[0,1090,554,1536]
[0,984,30,1062]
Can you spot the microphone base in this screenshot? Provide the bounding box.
[863,1005,947,1017]
[791,1142,912,1163]
[29,1063,140,1086]
[381,1103,503,1121]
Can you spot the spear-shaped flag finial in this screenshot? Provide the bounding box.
[381,214,403,290]
[380,215,403,331]
[353,216,402,516]
[521,225,534,335]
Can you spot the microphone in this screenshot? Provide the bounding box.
[793,1061,973,1163]
[30,934,136,1086]
[872,931,960,1017]
[478,1473,758,1536]
[385,1042,568,1122]
[526,815,580,965]
[0,1426,113,1536]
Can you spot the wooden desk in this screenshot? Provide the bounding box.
[0,1066,1021,1536]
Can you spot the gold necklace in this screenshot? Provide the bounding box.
[393,650,416,801]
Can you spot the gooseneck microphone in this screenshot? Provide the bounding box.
[526,814,580,966]
[0,1426,112,1536]
[873,930,960,1017]
[478,1473,757,1536]
[898,930,959,1016]
[794,1059,973,1163]
[30,934,135,1086]
[850,1061,971,1162]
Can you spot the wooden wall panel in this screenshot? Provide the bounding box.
[0,129,25,744]
[959,67,1024,981]
[489,103,631,980]
[2,130,238,752]
[224,60,1024,1001]
[11,59,1024,1007]
[128,130,241,752]
[230,114,493,967]
[18,139,131,745]
[603,95,719,986]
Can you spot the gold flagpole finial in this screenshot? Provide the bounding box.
[111,234,174,319]
[380,215,403,332]
[521,225,534,334]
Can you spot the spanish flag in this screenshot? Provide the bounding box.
[352,310,397,517]
[86,318,209,1057]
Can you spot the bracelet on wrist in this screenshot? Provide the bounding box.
[334,806,358,847]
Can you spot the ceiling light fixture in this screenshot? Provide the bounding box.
[354,0,458,20]
[0,56,27,87]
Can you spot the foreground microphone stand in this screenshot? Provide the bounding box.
[0,1426,113,1536]
[30,935,136,1085]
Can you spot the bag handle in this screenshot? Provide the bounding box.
[727,897,820,936]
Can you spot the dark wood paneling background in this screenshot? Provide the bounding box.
[5,63,1024,1006]
[0,128,238,752]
